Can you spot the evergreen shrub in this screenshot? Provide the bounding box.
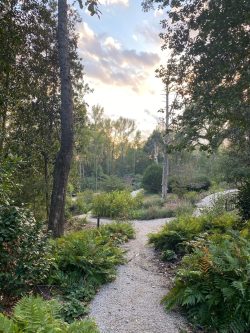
[0,206,52,297]
[142,164,162,193]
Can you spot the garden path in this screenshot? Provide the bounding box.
[88,218,187,333]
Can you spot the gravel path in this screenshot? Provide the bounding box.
[89,218,187,333]
[194,189,238,216]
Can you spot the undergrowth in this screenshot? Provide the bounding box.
[49,222,134,322]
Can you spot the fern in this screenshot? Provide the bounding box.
[0,314,19,333]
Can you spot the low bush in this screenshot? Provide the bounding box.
[142,164,162,193]
[0,296,99,332]
[142,195,164,209]
[149,212,240,258]
[92,190,142,219]
[163,233,250,332]
[0,206,52,298]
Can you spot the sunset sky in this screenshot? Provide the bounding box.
[76,0,167,135]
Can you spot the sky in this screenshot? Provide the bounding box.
[76,0,167,136]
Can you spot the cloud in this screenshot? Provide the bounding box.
[99,0,129,6]
[78,22,160,92]
[135,20,161,45]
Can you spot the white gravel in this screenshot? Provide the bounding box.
[89,218,187,333]
[194,189,238,216]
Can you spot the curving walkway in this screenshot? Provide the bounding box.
[89,218,187,333]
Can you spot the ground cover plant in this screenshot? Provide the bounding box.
[0,296,99,333]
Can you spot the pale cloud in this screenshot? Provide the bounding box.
[103,36,121,50]
[135,20,160,45]
[99,0,129,6]
[77,22,160,92]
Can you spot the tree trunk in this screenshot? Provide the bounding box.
[162,84,169,199]
[48,0,73,238]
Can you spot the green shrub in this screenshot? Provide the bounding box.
[142,164,162,193]
[92,191,141,219]
[149,213,240,258]
[51,230,124,288]
[0,206,52,297]
[237,180,250,221]
[163,233,250,332]
[0,296,99,332]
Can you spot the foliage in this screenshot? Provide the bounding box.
[237,180,250,221]
[99,175,128,192]
[149,213,240,259]
[183,192,199,205]
[49,222,134,322]
[0,295,99,332]
[0,156,21,205]
[163,233,250,332]
[143,0,250,152]
[92,191,142,219]
[142,164,162,193]
[0,206,52,297]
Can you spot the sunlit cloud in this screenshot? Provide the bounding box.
[99,0,129,6]
[77,22,160,92]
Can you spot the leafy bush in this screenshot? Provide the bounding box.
[163,233,250,332]
[142,164,162,193]
[92,190,141,219]
[149,213,240,258]
[142,195,164,209]
[237,180,250,221]
[0,296,99,332]
[0,206,52,297]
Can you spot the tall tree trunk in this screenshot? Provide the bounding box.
[162,84,169,199]
[48,0,73,237]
